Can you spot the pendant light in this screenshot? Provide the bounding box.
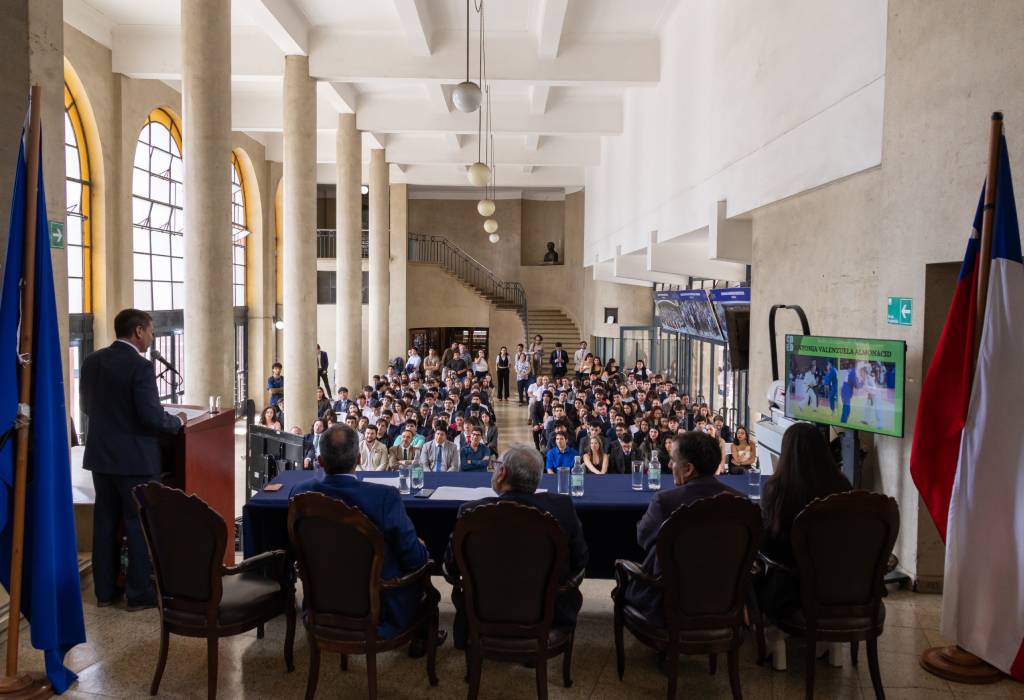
[452,0,482,112]
[476,83,496,215]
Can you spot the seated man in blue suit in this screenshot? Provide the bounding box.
[290,423,445,654]
[626,430,747,622]
[443,443,588,649]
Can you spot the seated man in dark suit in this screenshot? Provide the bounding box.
[290,424,445,653]
[606,429,637,475]
[626,430,747,621]
[443,443,588,649]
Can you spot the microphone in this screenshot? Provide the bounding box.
[150,348,181,377]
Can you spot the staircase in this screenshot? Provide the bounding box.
[528,308,582,356]
[408,233,529,339]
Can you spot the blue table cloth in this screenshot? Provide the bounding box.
[243,470,763,578]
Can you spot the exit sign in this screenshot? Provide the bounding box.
[887,297,913,326]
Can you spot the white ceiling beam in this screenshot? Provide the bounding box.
[318,163,585,188]
[530,85,551,115]
[317,81,358,114]
[332,134,599,167]
[426,83,452,113]
[648,236,749,282]
[113,26,284,80]
[522,165,535,174]
[64,0,114,47]
[238,0,309,55]
[536,0,569,60]
[614,253,687,285]
[445,133,464,150]
[592,261,654,287]
[524,134,541,151]
[392,0,434,56]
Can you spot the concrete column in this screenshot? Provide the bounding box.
[181,0,234,406]
[388,183,408,359]
[282,55,317,430]
[368,148,390,380]
[335,114,362,394]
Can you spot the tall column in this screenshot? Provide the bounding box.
[368,148,390,379]
[181,0,233,405]
[388,183,408,359]
[282,56,317,430]
[335,114,362,394]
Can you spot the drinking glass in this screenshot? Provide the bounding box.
[411,463,425,490]
[631,460,645,491]
[557,466,571,495]
[647,460,661,491]
[398,464,412,495]
[748,467,761,501]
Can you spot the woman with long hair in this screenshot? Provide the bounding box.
[582,434,608,475]
[730,425,757,471]
[258,406,282,431]
[756,422,853,618]
[514,351,533,404]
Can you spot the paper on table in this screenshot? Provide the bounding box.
[428,486,548,501]
[362,476,402,489]
[178,407,209,421]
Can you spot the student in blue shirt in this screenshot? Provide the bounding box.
[545,432,579,474]
[266,362,284,407]
[460,427,491,472]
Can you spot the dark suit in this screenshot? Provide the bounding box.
[626,476,746,620]
[80,340,182,605]
[444,490,588,647]
[549,349,569,378]
[291,473,428,638]
[317,349,332,396]
[607,442,638,475]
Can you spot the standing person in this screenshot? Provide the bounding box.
[822,360,839,416]
[422,347,441,378]
[440,343,457,380]
[495,346,511,401]
[573,341,588,379]
[316,344,331,397]
[514,351,532,404]
[266,362,284,409]
[472,349,489,381]
[549,342,569,379]
[80,308,184,610]
[530,334,545,377]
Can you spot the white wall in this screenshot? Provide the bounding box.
[584,0,887,261]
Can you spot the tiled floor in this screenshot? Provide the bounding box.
[6,399,1020,699]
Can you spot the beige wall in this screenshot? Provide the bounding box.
[748,0,1024,584]
[520,198,565,266]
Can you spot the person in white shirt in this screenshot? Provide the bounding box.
[405,348,422,374]
[573,341,588,378]
[359,425,389,470]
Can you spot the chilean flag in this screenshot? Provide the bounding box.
[910,134,1024,680]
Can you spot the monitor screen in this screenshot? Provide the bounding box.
[711,287,751,369]
[784,334,907,438]
[654,289,725,343]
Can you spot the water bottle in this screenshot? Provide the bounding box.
[647,456,662,491]
[571,456,585,497]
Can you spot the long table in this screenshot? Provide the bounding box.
[242,471,762,578]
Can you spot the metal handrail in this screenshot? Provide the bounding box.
[316,228,368,259]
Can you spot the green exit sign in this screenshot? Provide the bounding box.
[48,220,64,249]
[887,297,913,326]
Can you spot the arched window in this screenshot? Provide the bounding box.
[230,153,248,307]
[132,108,184,311]
[64,81,91,314]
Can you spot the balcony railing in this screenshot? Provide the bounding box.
[316,229,368,259]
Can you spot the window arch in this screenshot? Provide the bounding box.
[64,81,92,314]
[132,108,184,311]
[230,153,248,307]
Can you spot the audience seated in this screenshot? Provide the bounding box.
[459,427,491,472]
[545,431,579,474]
[388,428,421,469]
[443,444,588,649]
[418,423,460,472]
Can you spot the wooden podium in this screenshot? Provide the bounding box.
[161,405,235,564]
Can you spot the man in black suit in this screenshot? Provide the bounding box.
[626,430,746,620]
[81,308,184,610]
[443,443,588,649]
[316,343,331,397]
[606,429,637,475]
[549,342,569,379]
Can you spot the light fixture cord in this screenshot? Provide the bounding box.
[465,0,470,82]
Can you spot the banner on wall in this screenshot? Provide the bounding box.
[653,289,725,343]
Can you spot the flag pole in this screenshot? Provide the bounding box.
[919,111,1005,685]
[0,86,52,699]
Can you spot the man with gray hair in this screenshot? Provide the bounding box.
[442,443,588,649]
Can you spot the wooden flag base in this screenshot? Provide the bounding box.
[0,674,52,699]
[920,646,1003,684]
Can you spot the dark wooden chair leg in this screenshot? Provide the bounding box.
[467,647,482,699]
[305,637,320,700]
[562,633,574,688]
[727,648,742,700]
[535,650,548,700]
[709,653,717,675]
[256,623,265,639]
[149,626,170,696]
[866,637,885,700]
[284,599,296,672]
[340,654,348,671]
[426,609,439,686]
[614,604,625,680]
[206,635,219,700]
[665,646,679,700]
[851,640,859,667]
[754,612,767,666]
[366,650,378,700]
[804,635,816,700]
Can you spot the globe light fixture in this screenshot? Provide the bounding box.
[467,161,491,187]
[360,184,369,195]
[452,81,482,113]
[488,232,500,244]
[483,218,499,234]
[274,319,285,330]
[477,198,495,217]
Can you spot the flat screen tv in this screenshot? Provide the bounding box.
[711,288,751,369]
[654,289,725,343]
[784,334,907,438]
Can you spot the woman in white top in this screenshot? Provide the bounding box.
[472,350,489,380]
[730,425,757,470]
[514,352,532,404]
[702,423,728,474]
[530,335,544,376]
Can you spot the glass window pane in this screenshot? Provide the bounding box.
[132,167,149,198]
[152,282,172,310]
[133,227,150,253]
[134,281,152,310]
[68,281,83,314]
[172,282,185,307]
[133,142,149,169]
[150,203,171,230]
[133,253,151,279]
[67,247,82,278]
[170,232,184,257]
[171,257,184,282]
[234,245,245,265]
[150,175,169,205]
[65,146,80,179]
[66,181,81,213]
[64,115,76,145]
[150,231,170,256]
[152,124,170,153]
[234,286,244,307]
[170,157,183,184]
[132,198,150,227]
[151,255,171,281]
[151,147,171,176]
[66,214,82,245]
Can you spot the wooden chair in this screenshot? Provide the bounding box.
[451,501,583,700]
[612,493,762,700]
[287,492,440,699]
[755,490,899,700]
[132,482,296,699]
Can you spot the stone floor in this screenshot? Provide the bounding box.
[5,399,1020,699]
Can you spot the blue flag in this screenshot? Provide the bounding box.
[0,132,86,691]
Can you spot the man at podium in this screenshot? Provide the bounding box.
[81,308,184,611]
